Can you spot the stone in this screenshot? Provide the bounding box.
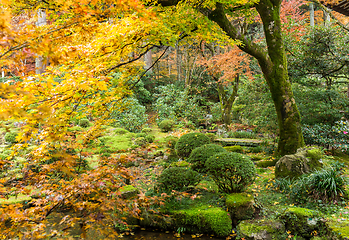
[226,193,255,225]
[237,219,285,240]
[275,147,323,179]
[280,207,329,239]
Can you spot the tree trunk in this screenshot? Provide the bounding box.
[218,74,239,125]
[144,49,153,74]
[310,2,315,27]
[256,0,304,155]
[208,1,304,155]
[35,9,47,74]
[175,41,182,82]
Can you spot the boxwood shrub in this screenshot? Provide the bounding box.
[175,133,210,159]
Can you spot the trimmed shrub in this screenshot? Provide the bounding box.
[79,118,91,128]
[205,133,216,142]
[175,133,210,159]
[164,136,179,149]
[134,137,147,146]
[141,128,152,133]
[206,152,256,193]
[145,135,155,143]
[188,144,227,173]
[155,166,201,192]
[159,119,175,132]
[4,132,18,144]
[114,128,129,135]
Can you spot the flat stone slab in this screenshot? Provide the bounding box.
[215,138,263,147]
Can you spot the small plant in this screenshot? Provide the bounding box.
[175,132,211,159]
[79,118,91,128]
[145,135,155,143]
[141,127,152,133]
[164,136,179,149]
[205,152,256,193]
[114,128,129,135]
[188,144,227,173]
[155,166,201,192]
[4,132,18,144]
[159,119,175,132]
[134,137,147,146]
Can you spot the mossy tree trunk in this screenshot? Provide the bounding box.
[157,0,305,155]
[218,74,239,125]
[207,1,304,156]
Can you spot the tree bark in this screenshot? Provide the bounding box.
[35,9,47,74]
[218,74,239,125]
[207,1,304,155]
[310,2,315,27]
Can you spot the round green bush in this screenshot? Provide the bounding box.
[145,135,155,143]
[205,133,216,142]
[141,127,152,133]
[4,132,18,144]
[159,119,175,132]
[79,118,91,128]
[175,133,211,159]
[164,136,179,149]
[156,166,201,192]
[114,128,129,135]
[188,144,227,173]
[134,137,147,146]
[206,152,256,193]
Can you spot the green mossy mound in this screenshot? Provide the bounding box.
[173,205,232,237]
[275,147,323,179]
[226,193,255,224]
[327,219,349,240]
[256,158,278,168]
[237,219,285,240]
[119,185,139,199]
[280,207,329,239]
[224,145,244,153]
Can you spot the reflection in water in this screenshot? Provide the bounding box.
[120,230,224,240]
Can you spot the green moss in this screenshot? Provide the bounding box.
[306,148,323,162]
[114,128,129,135]
[226,193,255,223]
[0,194,31,205]
[327,219,349,239]
[237,219,285,240]
[256,158,278,168]
[169,160,190,168]
[173,205,232,237]
[280,207,328,238]
[224,145,243,153]
[119,185,139,199]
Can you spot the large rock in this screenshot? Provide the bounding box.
[226,193,255,225]
[280,207,329,239]
[275,147,323,179]
[237,219,285,240]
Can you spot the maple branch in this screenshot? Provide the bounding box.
[0,21,81,59]
[311,0,349,32]
[130,46,170,90]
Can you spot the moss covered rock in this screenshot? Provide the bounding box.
[237,219,285,240]
[280,207,329,239]
[327,219,349,240]
[226,193,255,224]
[119,185,139,199]
[275,147,323,179]
[173,205,232,237]
[224,145,243,153]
